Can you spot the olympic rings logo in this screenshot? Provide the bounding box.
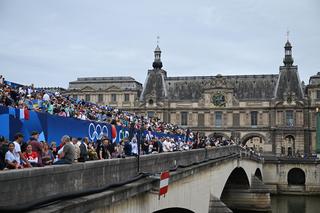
[88,123,109,141]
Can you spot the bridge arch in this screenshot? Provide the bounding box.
[153,208,194,213]
[254,168,263,181]
[221,167,250,193]
[288,168,305,185]
[220,167,250,210]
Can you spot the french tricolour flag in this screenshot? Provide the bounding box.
[18,108,30,120]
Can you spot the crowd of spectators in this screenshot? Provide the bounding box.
[0,131,240,170]
[0,80,189,136]
[0,78,240,171]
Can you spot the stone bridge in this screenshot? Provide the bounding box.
[0,146,273,213]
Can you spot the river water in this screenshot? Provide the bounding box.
[234,195,320,213]
[271,195,320,213]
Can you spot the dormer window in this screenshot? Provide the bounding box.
[148,99,154,105]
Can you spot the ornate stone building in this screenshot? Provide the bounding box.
[66,41,320,156]
[65,77,142,108]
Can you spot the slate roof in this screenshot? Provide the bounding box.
[140,72,280,101]
[165,75,279,101]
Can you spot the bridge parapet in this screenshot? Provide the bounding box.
[0,146,241,209]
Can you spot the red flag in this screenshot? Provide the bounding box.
[24,109,30,120]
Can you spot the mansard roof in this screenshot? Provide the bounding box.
[164,74,279,101]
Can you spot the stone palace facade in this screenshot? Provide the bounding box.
[64,41,320,156]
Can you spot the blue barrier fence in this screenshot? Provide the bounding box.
[0,105,184,145]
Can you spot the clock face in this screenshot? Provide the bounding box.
[212,93,226,107]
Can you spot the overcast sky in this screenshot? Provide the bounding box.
[0,0,319,88]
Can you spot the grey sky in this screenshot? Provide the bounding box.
[0,0,319,88]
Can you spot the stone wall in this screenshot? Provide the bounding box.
[0,146,240,207]
[263,160,320,194]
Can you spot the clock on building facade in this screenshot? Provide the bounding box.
[212,92,226,107]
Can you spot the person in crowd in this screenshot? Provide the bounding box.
[142,137,149,155]
[162,137,172,152]
[114,141,125,158]
[83,137,89,149]
[0,136,8,170]
[151,138,160,153]
[5,142,22,169]
[130,137,138,156]
[13,133,32,168]
[123,138,132,156]
[105,137,115,158]
[53,135,75,164]
[50,141,58,159]
[24,144,39,167]
[78,138,88,162]
[87,142,98,160]
[42,142,54,165]
[72,137,80,162]
[28,137,43,166]
[96,139,107,160]
[43,92,50,102]
[30,131,39,142]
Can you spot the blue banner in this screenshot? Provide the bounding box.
[0,105,185,145]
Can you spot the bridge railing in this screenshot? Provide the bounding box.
[263,156,320,164]
[239,148,264,162]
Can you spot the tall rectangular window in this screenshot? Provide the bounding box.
[251,111,258,126]
[215,111,222,127]
[85,94,90,102]
[98,94,103,103]
[163,112,170,123]
[111,94,117,102]
[317,90,320,99]
[124,94,130,102]
[233,113,240,127]
[198,113,204,127]
[286,110,294,127]
[73,94,78,100]
[181,112,188,126]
